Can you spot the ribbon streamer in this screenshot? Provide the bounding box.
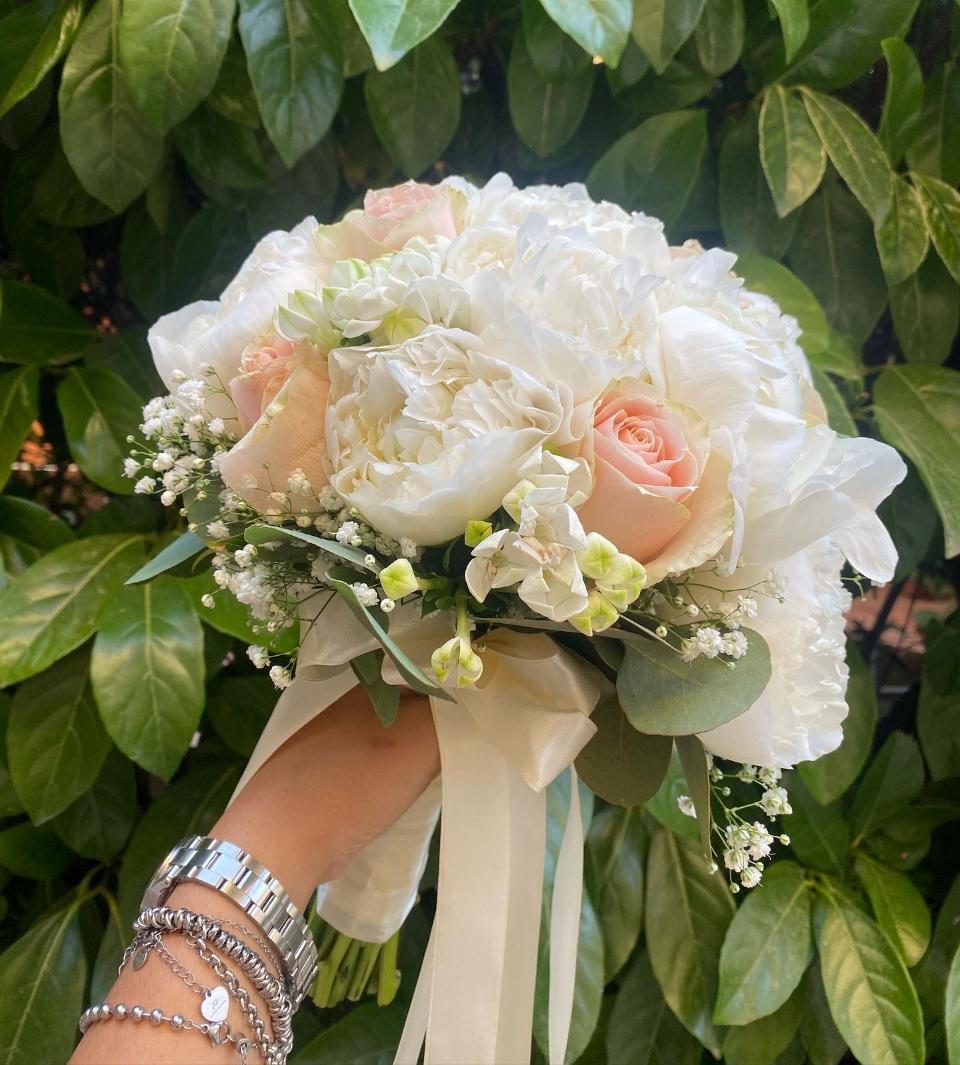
[233,600,604,1064]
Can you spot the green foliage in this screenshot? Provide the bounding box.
[0,0,958,1062]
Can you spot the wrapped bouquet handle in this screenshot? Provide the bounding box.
[232,602,604,1065]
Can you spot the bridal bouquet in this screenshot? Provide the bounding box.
[126,174,905,1063]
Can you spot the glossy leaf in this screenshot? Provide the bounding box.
[539,0,630,67]
[769,0,809,64]
[57,366,144,494]
[617,628,771,735]
[850,731,924,844]
[693,0,743,76]
[365,37,460,177]
[855,854,930,968]
[878,38,923,166]
[126,532,206,585]
[585,805,646,981]
[0,280,95,365]
[719,108,799,258]
[890,251,959,366]
[644,752,700,843]
[0,900,87,1064]
[815,891,925,1065]
[85,328,165,401]
[799,965,847,1065]
[918,618,960,780]
[906,62,960,187]
[0,366,37,492]
[914,172,960,286]
[874,364,960,558]
[759,85,826,218]
[606,949,701,1065]
[799,640,876,802]
[238,0,343,167]
[508,29,593,158]
[207,33,260,127]
[645,826,734,1053]
[576,695,672,807]
[735,251,829,357]
[0,534,144,687]
[588,110,707,225]
[0,496,73,580]
[783,771,849,873]
[206,673,276,757]
[58,0,164,211]
[631,0,706,74]
[800,87,892,225]
[91,577,205,779]
[519,0,591,80]
[348,0,459,71]
[119,0,235,131]
[876,175,928,284]
[788,180,887,345]
[0,821,72,878]
[173,104,269,189]
[715,861,812,1025]
[721,986,803,1065]
[50,747,136,861]
[0,0,83,118]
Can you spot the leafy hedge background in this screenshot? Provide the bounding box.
[0,0,959,1062]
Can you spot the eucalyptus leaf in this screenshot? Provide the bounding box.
[365,37,460,177]
[0,366,37,492]
[246,524,378,571]
[854,854,930,968]
[617,627,771,736]
[0,279,95,365]
[351,649,400,727]
[348,0,459,71]
[874,364,960,557]
[759,85,826,218]
[126,531,206,585]
[58,0,164,211]
[0,534,144,688]
[645,825,734,1054]
[878,38,923,166]
[575,695,672,807]
[643,752,700,842]
[889,251,959,366]
[91,577,205,779]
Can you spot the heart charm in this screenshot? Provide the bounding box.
[201,986,229,1024]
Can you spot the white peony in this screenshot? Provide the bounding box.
[325,326,574,545]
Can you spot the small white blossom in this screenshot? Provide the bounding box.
[134,476,155,494]
[723,845,750,873]
[207,520,230,540]
[747,822,775,861]
[737,595,758,619]
[234,544,257,568]
[269,664,292,689]
[741,865,763,888]
[380,598,396,613]
[737,765,758,783]
[123,457,140,477]
[764,568,787,598]
[247,645,269,669]
[286,468,312,495]
[694,626,724,658]
[677,794,697,818]
[399,536,419,558]
[200,594,215,609]
[351,582,379,607]
[214,568,231,588]
[160,490,176,506]
[336,520,360,545]
[170,369,187,384]
[208,417,226,436]
[152,452,175,471]
[318,485,341,512]
[723,630,749,659]
[760,786,792,817]
[757,766,782,787]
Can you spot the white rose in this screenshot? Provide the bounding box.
[148,218,330,419]
[325,326,571,544]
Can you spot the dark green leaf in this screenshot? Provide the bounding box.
[719,108,799,258]
[585,805,646,981]
[0,900,87,1064]
[174,104,269,189]
[676,734,711,858]
[798,965,847,1065]
[715,861,812,1025]
[631,0,706,74]
[588,109,707,225]
[918,619,960,780]
[878,463,938,582]
[855,854,930,968]
[759,85,826,217]
[644,752,700,843]
[521,0,591,79]
[292,999,407,1063]
[606,949,701,1065]
[126,532,205,586]
[0,0,83,118]
[788,179,887,345]
[0,534,144,687]
[207,33,260,128]
[187,571,296,653]
[693,0,743,76]
[0,279,95,365]
[735,251,830,357]
[815,890,925,1065]
[206,673,275,757]
[29,133,116,227]
[238,0,343,167]
[617,628,771,735]
[365,37,460,177]
[769,0,809,64]
[782,771,849,873]
[91,576,205,779]
[508,30,593,158]
[119,0,235,131]
[0,366,37,492]
[645,826,734,1054]
[0,821,72,878]
[348,0,457,71]
[906,62,960,187]
[90,895,126,1002]
[539,0,631,67]
[119,203,179,320]
[874,364,960,558]
[8,649,111,823]
[721,985,803,1065]
[875,174,928,284]
[850,731,925,844]
[798,640,876,803]
[914,875,960,1021]
[878,38,923,166]
[890,251,959,366]
[0,496,73,580]
[800,87,892,225]
[576,695,672,807]
[85,329,165,401]
[58,0,164,211]
[57,366,144,494]
[351,650,400,727]
[245,137,339,238]
[914,171,960,286]
[50,747,135,860]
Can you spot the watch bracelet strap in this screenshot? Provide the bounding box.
[140,835,318,1005]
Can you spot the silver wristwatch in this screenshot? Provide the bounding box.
[141,834,318,1006]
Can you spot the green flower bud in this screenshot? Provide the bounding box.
[577,532,620,580]
[379,558,418,600]
[464,519,494,547]
[569,591,619,636]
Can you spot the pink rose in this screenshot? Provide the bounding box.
[317,181,464,262]
[576,382,734,583]
[229,335,298,434]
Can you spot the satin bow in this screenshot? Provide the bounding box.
[233,599,604,1065]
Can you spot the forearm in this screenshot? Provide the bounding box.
[70,686,439,1064]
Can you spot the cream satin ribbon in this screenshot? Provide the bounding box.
[233,599,604,1064]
